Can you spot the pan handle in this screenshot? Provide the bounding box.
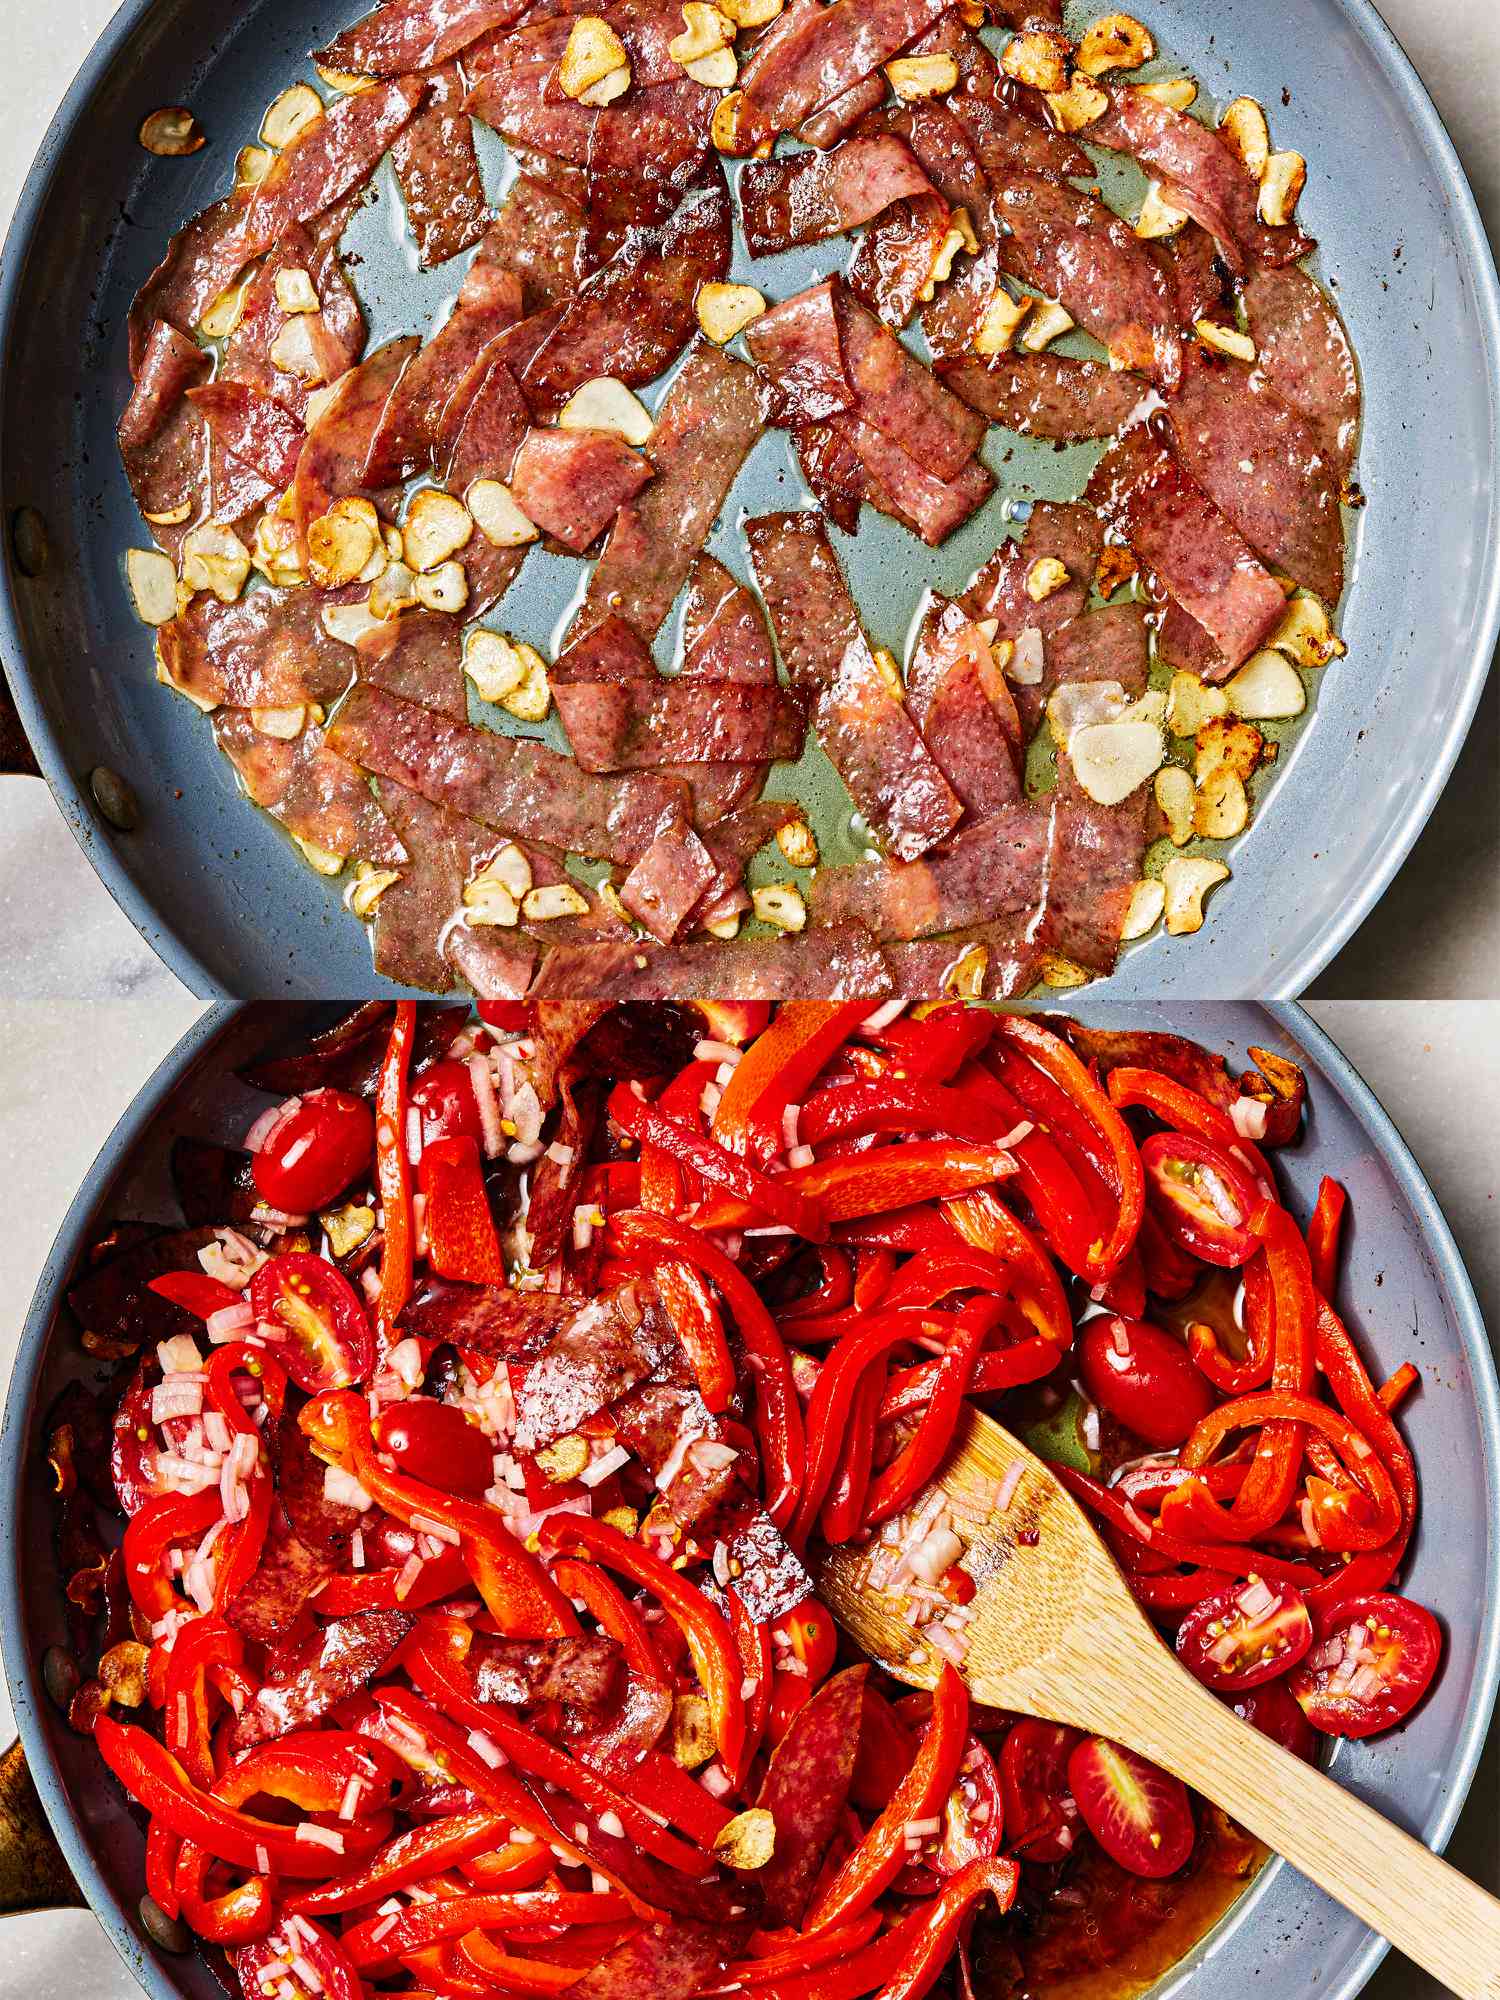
[0,1738,84,1914]
[0,674,41,779]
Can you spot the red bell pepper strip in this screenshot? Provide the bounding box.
[551,1556,664,1682]
[93,1719,387,1878]
[711,1002,870,1162]
[1055,1466,1322,1590]
[145,1814,181,1921]
[377,1000,418,1325]
[693,1142,1019,1234]
[778,1244,853,1320]
[943,1189,1073,1348]
[611,1748,737,1848]
[860,1004,995,1085]
[806,1664,969,1931]
[314,1545,470,1616]
[1378,1361,1421,1414]
[453,1933,611,1993]
[638,1063,736,1413]
[729,1916,886,1985]
[344,1889,635,1969]
[299,1390,578,1637]
[146,1271,241,1320]
[879,1332,1063,1421]
[164,1615,243,1789]
[728,1594,774,1774]
[1186,1280,1272,1396]
[1127,1568,1242,1611]
[173,1838,272,1944]
[995,1016,1145,1276]
[124,1489,223,1621]
[1174,1390,1402,1549]
[854,1247,896,1308]
[1105,1065,1275,1196]
[610,1082,829,1242]
[863,1301,999,1527]
[613,1210,803,1533]
[798,1078,1014,1151]
[822,1363,883,1543]
[287,1812,517,1916]
[537,1513,748,1786]
[419,1136,505,1285]
[1306,1176,1348,1299]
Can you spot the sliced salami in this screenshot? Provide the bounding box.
[392,65,489,271]
[508,427,653,552]
[906,594,1023,816]
[158,589,355,710]
[1242,264,1361,480]
[1034,789,1148,977]
[808,804,1049,940]
[214,712,405,866]
[527,924,893,998]
[937,352,1149,441]
[740,134,936,255]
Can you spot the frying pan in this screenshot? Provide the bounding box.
[0,0,1497,999]
[0,1000,1497,2000]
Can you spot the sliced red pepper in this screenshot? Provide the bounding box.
[693,1141,1019,1233]
[1105,1065,1275,1196]
[778,1245,853,1321]
[611,1083,829,1242]
[728,1914,884,1984]
[124,1489,223,1622]
[859,1004,995,1085]
[286,1812,517,1915]
[145,1814,181,1921]
[821,1363,883,1544]
[377,1000,418,1326]
[806,1663,969,1930]
[943,1188,1073,1348]
[419,1135,505,1286]
[711,1002,870,1162]
[863,1302,997,1527]
[1306,1175,1348,1299]
[173,1839,272,1944]
[344,1889,634,1969]
[164,1615,244,1788]
[314,1545,469,1616]
[551,1556,664,1683]
[1056,1466,1322,1591]
[538,1513,748,1786]
[146,1271,241,1320]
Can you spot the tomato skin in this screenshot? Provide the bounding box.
[895,1735,1004,1891]
[1289,1593,1441,1739]
[410,1061,484,1147]
[374,1400,494,1496]
[1140,1133,1260,1269]
[248,1254,374,1394]
[1226,1679,1319,1763]
[1077,1316,1217,1449]
[1176,1581,1313,1692]
[1067,1738,1195,1879]
[999,1720,1082,1863]
[251,1090,374,1215]
[766,1597,839,1742]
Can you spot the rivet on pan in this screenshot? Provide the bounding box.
[139,1894,192,1954]
[90,766,140,832]
[10,507,48,577]
[41,1645,79,1712]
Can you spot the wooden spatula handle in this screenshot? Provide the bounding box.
[1089,1658,1500,2000]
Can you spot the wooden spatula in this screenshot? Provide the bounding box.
[818,1405,1500,1999]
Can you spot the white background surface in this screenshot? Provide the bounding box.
[0,0,1496,1001]
[0,998,1493,1997]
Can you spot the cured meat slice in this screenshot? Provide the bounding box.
[1156,223,1232,330]
[745,280,853,423]
[316,0,531,75]
[127,198,248,370]
[214,712,406,865]
[508,428,653,552]
[188,382,304,487]
[355,612,469,720]
[960,500,1101,637]
[157,590,354,710]
[1090,87,1315,274]
[882,911,1040,998]
[553,678,803,771]
[888,100,989,226]
[906,595,1023,815]
[392,65,489,270]
[1034,790,1147,976]
[1242,265,1361,480]
[567,1921,731,2000]
[1027,603,1150,737]
[221,222,365,423]
[513,179,731,411]
[998,176,1182,387]
[371,778,539,992]
[527,923,893,998]
[117,321,210,545]
[739,134,936,255]
[576,343,765,642]
[1088,426,1287,673]
[618,822,718,941]
[736,0,951,140]
[552,612,657,686]
[363,274,525,486]
[480,173,596,311]
[835,289,984,477]
[399,1278,586,1351]
[921,241,1002,361]
[444,349,532,492]
[327,682,688,862]
[514,1286,673,1450]
[754,1664,866,1924]
[1166,349,1345,603]
[289,337,420,542]
[226,1509,335,1644]
[828,414,993,545]
[947,37,1089,188]
[690,797,802,928]
[682,555,776,682]
[937,352,1149,440]
[747,512,962,861]
[799,73,886,149]
[808,804,1048,940]
[474,1634,623,1711]
[233,1611,413,1749]
[847,191,953,330]
[1157,598,1229,682]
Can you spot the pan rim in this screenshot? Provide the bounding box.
[0,998,1497,1998]
[0,0,1497,997]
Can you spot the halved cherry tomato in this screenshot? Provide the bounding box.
[1175,1580,1313,1691]
[1288,1592,1440,1739]
[411,1061,484,1147]
[110,1365,174,1515]
[249,1253,374,1393]
[374,1400,494,1496]
[998,1721,1081,1863]
[251,1089,373,1215]
[1077,1316,1216,1449]
[476,1003,531,1033]
[1066,1737,1195,1879]
[896,1736,1004,1891]
[1140,1134,1261,1269]
[1226,1679,1319,1763]
[237,1916,362,2000]
[767,1597,839,1741]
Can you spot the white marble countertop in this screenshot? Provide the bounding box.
[0,0,1496,1001]
[0,997,1494,1997]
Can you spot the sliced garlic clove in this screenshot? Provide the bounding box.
[402,489,474,572]
[1165,669,1230,738]
[181,521,251,603]
[522,882,590,921]
[1226,650,1306,720]
[696,281,767,344]
[775,818,819,869]
[501,649,552,721]
[261,83,324,149]
[414,560,469,614]
[1120,877,1165,940]
[467,479,539,548]
[1154,764,1195,845]
[126,548,179,626]
[1001,29,1071,92]
[273,266,320,314]
[885,53,958,98]
[1161,856,1229,934]
[751,882,807,932]
[1075,12,1154,77]
[1068,718,1165,806]
[557,377,654,446]
[1259,151,1307,227]
[1196,319,1256,363]
[139,107,205,156]
[1219,96,1270,178]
